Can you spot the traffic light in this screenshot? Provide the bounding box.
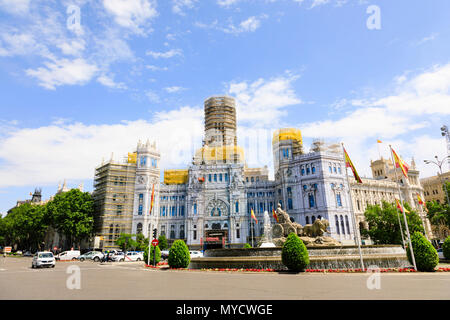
[152,228,157,239]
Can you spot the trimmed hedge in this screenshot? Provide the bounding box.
[144,245,161,265]
[443,236,450,260]
[168,240,190,268]
[407,232,439,272]
[243,243,252,249]
[281,233,309,272]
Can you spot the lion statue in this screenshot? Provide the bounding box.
[302,219,330,238]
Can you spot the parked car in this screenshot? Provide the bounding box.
[78,251,104,262]
[15,250,23,255]
[111,251,143,262]
[161,250,170,260]
[111,251,125,262]
[23,251,33,257]
[55,250,80,261]
[189,251,203,258]
[437,248,445,260]
[32,252,55,268]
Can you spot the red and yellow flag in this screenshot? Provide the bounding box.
[251,209,258,224]
[149,184,155,215]
[272,209,279,223]
[416,193,424,205]
[391,147,409,178]
[343,147,362,183]
[377,139,382,143]
[396,199,410,214]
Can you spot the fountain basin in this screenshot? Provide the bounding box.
[189,245,412,270]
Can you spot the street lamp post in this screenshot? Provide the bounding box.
[423,156,450,205]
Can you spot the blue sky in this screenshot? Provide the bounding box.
[1,0,450,214]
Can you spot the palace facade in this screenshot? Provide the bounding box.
[93,96,432,250]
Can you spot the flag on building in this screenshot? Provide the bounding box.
[272,209,279,223]
[396,199,410,214]
[391,147,409,178]
[343,147,363,183]
[149,184,155,215]
[251,209,258,224]
[416,193,424,205]
[377,139,382,143]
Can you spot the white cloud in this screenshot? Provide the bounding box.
[227,72,302,127]
[57,39,86,56]
[165,86,186,93]
[25,58,99,90]
[102,0,158,35]
[217,0,242,7]
[0,107,204,188]
[97,74,127,89]
[310,0,330,8]
[146,65,168,71]
[196,15,267,35]
[146,48,183,59]
[172,0,198,16]
[0,0,30,15]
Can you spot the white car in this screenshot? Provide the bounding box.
[32,252,55,268]
[437,248,445,260]
[189,251,203,258]
[56,250,80,261]
[78,251,104,262]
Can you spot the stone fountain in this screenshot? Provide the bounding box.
[259,211,276,248]
[188,205,412,270]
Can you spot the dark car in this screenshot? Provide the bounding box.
[23,251,33,257]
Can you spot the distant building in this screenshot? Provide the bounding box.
[420,171,450,204]
[92,155,138,250]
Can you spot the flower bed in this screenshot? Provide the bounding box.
[143,265,450,273]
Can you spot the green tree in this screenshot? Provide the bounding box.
[46,189,94,248]
[361,201,424,245]
[426,200,450,240]
[1,203,48,251]
[407,232,439,272]
[158,234,168,250]
[144,245,161,265]
[168,240,190,268]
[135,233,148,251]
[281,233,309,272]
[115,233,138,252]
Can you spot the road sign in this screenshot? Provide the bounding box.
[4,247,11,253]
[151,239,159,247]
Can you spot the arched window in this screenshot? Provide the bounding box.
[136,223,143,234]
[179,225,185,239]
[305,216,310,224]
[335,216,340,235]
[311,216,316,223]
[340,215,345,235]
[170,225,175,239]
[318,215,322,220]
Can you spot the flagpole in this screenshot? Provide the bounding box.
[342,144,365,270]
[389,145,417,271]
[417,195,429,240]
[251,217,254,248]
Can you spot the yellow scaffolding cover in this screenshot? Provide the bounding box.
[164,169,189,185]
[195,145,245,162]
[273,128,303,155]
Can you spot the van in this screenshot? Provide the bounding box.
[56,250,81,261]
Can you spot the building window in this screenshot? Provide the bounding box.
[340,215,345,235]
[305,216,310,224]
[345,216,350,235]
[170,225,175,239]
[301,167,305,175]
[308,194,315,208]
[336,194,342,207]
[193,230,197,240]
[225,173,228,181]
[235,201,239,213]
[180,225,185,239]
[208,174,212,182]
[312,166,316,174]
[338,167,341,174]
[335,216,340,235]
[136,223,143,234]
[329,166,332,173]
[193,203,197,215]
[180,205,185,216]
[138,204,143,215]
[116,205,123,215]
[214,174,217,182]
[161,225,166,236]
[236,228,240,239]
[306,166,311,175]
[312,216,316,223]
[151,158,157,168]
[219,173,223,182]
[288,198,293,210]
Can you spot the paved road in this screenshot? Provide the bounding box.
[1,257,449,300]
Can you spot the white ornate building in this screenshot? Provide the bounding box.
[95,96,432,249]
